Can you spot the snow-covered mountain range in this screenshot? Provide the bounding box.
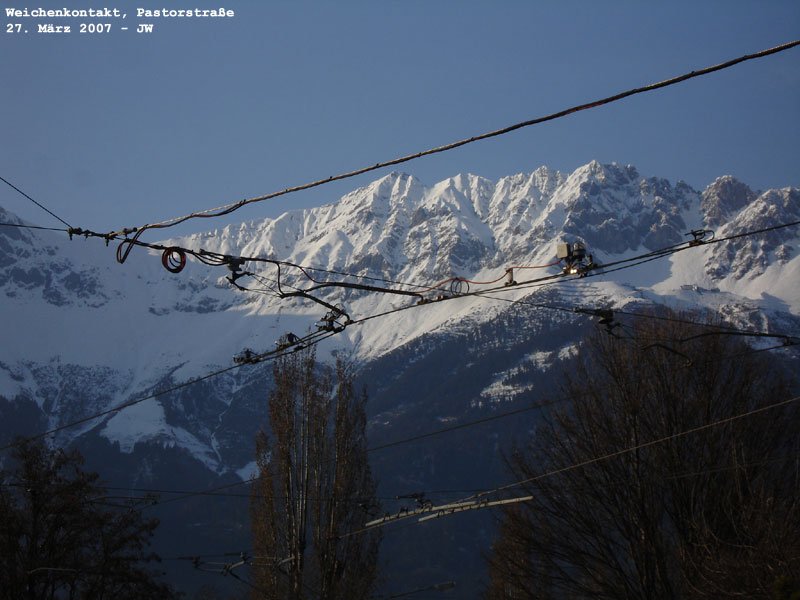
[2,160,799,461]
[1,160,798,594]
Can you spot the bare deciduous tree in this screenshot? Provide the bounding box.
[485,315,800,600]
[0,439,177,600]
[250,348,380,600]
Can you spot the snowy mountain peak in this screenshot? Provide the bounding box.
[701,176,758,227]
[571,159,639,186]
[4,162,797,320]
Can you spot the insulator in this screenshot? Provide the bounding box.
[161,247,187,273]
[504,268,517,286]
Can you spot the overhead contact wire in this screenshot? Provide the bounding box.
[0,222,69,232]
[0,175,73,229]
[346,395,800,534]
[99,334,799,510]
[107,40,800,240]
[0,330,341,454]
[461,394,800,504]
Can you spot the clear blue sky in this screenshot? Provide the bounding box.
[2,0,798,237]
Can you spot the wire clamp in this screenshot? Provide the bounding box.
[233,348,258,365]
[275,332,301,351]
[316,305,348,332]
[686,228,715,246]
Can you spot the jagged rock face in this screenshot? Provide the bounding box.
[0,208,110,308]
[707,186,800,279]
[179,160,777,294]
[702,175,759,227]
[554,162,695,255]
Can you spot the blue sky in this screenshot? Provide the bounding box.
[1,0,798,237]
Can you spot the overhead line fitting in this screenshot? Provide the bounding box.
[556,241,596,276]
[421,258,564,302]
[686,229,714,246]
[233,331,312,365]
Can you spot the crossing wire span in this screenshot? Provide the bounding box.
[105,39,800,249]
[0,175,73,229]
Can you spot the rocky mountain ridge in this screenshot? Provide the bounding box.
[1,161,798,463]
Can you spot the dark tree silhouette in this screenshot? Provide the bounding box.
[485,315,800,600]
[0,438,177,600]
[250,348,380,600]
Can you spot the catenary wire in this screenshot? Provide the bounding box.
[146,399,562,507]
[2,219,794,511]
[342,395,800,534]
[0,329,341,455]
[141,334,798,510]
[51,217,800,350]
[47,221,792,343]
[33,200,800,317]
[415,449,800,525]
[0,222,69,232]
[160,448,800,561]
[343,218,800,333]
[61,336,794,579]
[3,219,797,496]
[103,40,800,239]
[0,362,243,454]
[461,393,800,504]
[0,175,73,229]
[415,451,800,524]
[474,290,800,345]
[367,399,563,453]
[141,222,800,505]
